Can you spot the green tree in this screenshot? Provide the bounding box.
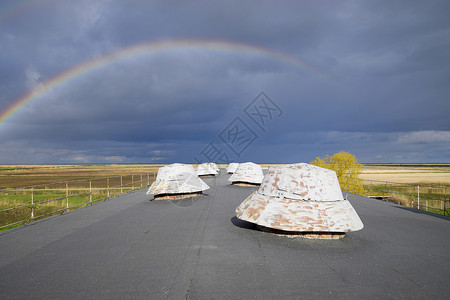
[310,151,365,194]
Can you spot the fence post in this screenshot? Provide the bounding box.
[89,180,92,204]
[31,187,34,219]
[445,187,447,214]
[107,178,110,198]
[66,182,69,210]
[132,175,134,190]
[120,176,123,194]
[417,185,420,210]
[140,174,143,188]
[147,173,150,186]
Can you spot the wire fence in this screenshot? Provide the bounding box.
[2,170,449,231]
[0,172,156,231]
[344,179,450,216]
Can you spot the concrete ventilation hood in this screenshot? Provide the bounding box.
[196,163,219,177]
[235,163,364,238]
[226,163,239,174]
[228,162,264,186]
[147,163,210,199]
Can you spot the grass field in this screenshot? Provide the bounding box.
[0,164,161,230]
[1,163,449,229]
[360,164,450,184]
[0,164,162,189]
[3,163,449,188]
[358,164,450,215]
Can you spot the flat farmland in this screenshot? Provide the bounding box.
[3,163,450,188]
[359,164,450,215]
[360,164,450,184]
[0,164,163,230]
[1,163,449,228]
[0,164,162,189]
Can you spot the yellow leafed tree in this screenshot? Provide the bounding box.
[310,151,365,194]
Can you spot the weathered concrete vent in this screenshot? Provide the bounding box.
[196,163,219,177]
[229,162,264,186]
[226,163,239,174]
[146,163,210,199]
[235,163,364,239]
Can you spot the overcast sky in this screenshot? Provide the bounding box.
[0,0,449,164]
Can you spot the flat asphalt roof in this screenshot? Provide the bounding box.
[1,169,449,299]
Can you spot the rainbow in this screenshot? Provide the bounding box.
[0,39,329,124]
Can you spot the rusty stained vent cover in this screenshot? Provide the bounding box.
[146,163,210,198]
[235,163,364,237]
[229,162,264,185]
[196,163,219,176]
[226,163,239,174]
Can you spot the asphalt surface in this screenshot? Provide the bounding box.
[1,170,449,299]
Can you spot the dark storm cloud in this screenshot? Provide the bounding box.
[0,0,449,163]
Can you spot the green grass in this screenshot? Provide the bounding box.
[0,179,154,230]
[0,190,133,229]
[0,165,160,230]
[362,183,450,216]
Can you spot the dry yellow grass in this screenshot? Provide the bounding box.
[0,164,163,189]
[360,164,450,184]
[3,163,449,188]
